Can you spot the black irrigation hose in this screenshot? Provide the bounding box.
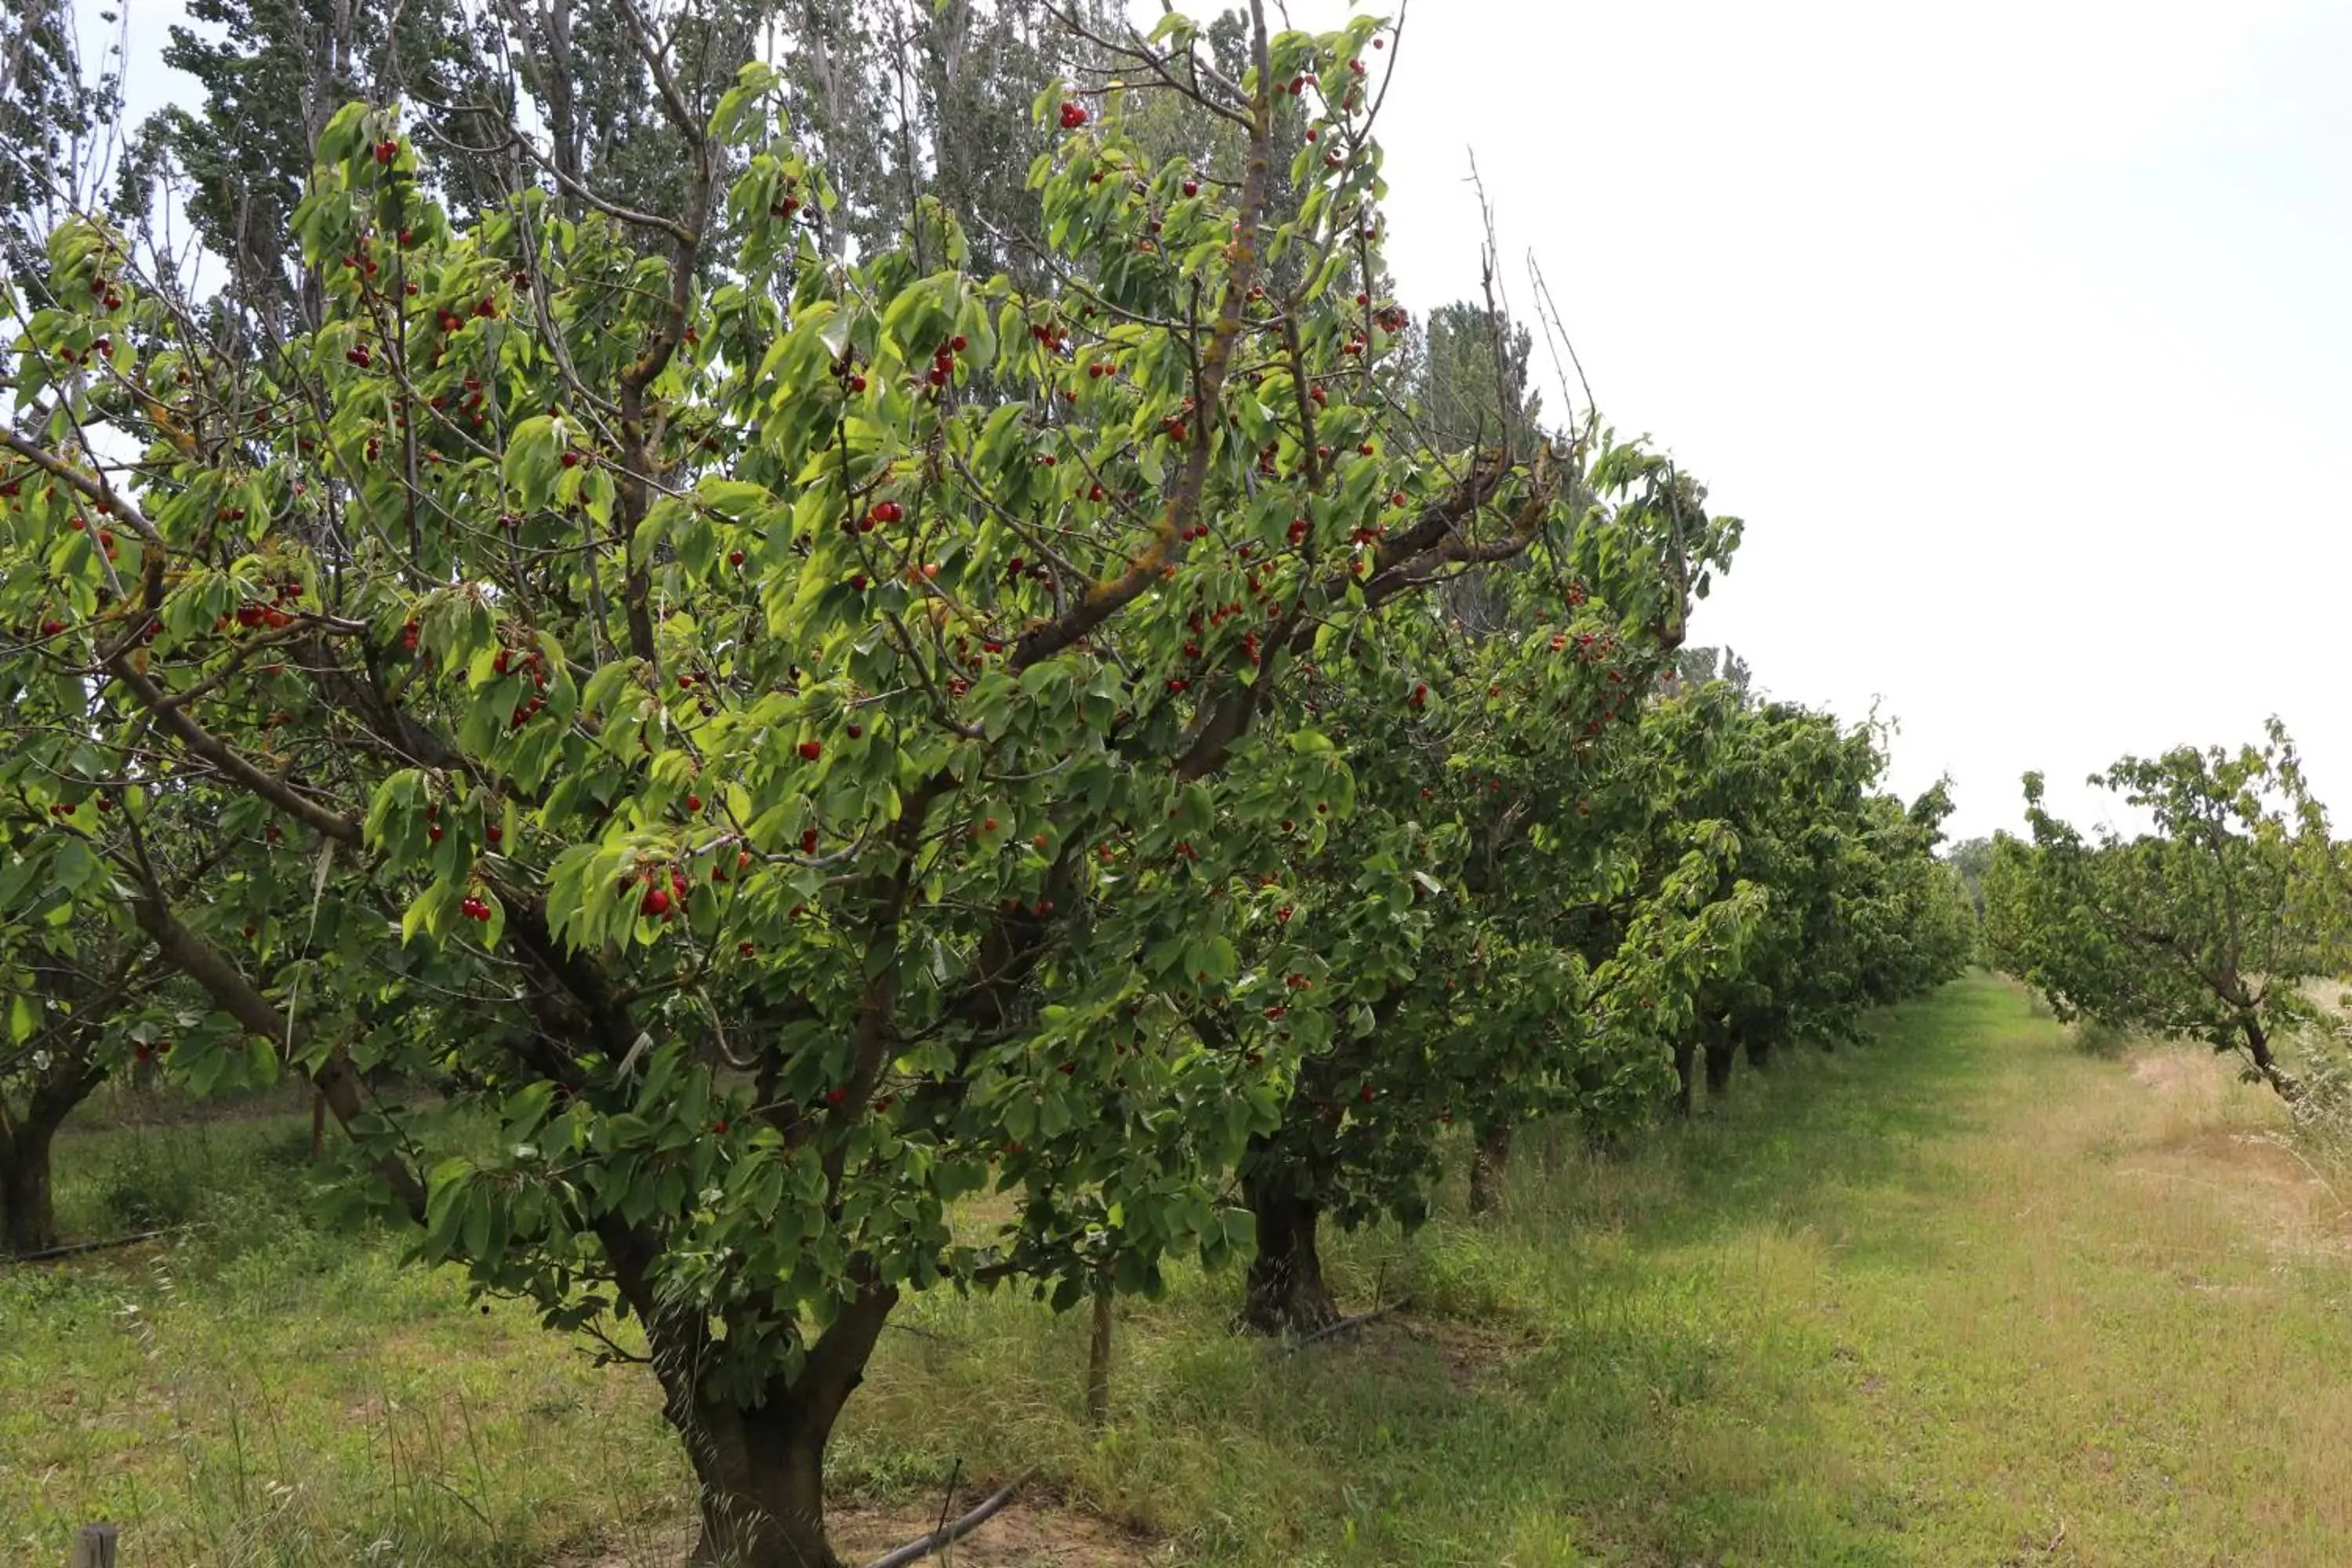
[1280,1298,1413,1356]
[860,1468,1040,1568]
[0,1227,177,1265]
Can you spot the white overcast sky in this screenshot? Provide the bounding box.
[88,0,2352,841]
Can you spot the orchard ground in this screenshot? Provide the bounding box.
[9,972,2352,1566]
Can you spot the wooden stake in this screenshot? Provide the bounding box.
[1085,1273,1113,1430]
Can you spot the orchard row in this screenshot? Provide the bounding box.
[0,12,1969,1566]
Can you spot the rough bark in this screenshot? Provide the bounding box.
[682,1394,840,1568]
[1239,1177,1338,1335]
[1467,1122,1514,1217]
[655,1284,898,1568]
[0,1118,60,1256]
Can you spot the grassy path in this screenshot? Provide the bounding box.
[1284,970,2352,1566]
[10,975,2352,1566]
[857,971,2352,1566]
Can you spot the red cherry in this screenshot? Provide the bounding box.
[641,886,670,916]
[1359,1084,1374,1104]
[826,1087,848,1105]
[739,941,756,956]
[1182,179,1200,197]
[797,739,822,760]
[800,828,819,855]
[685,793,703,812]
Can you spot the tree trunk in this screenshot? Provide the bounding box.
[2241,1015,2301,1101]
[1085,1274,1112,1430]
[1240,1178,1338,1335]
[646,1280,898,1568]
[0,1118,60,1256]
[1704,1032,1737,1097]
[681,1396,841,1568]
[1670,1040,1696,1118]
[1467,1122,1513,1216]
[2,1054,101,1256]
[1743,1030,1773,1073]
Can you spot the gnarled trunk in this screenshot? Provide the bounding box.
[0,1118,61,1256]
[1467,1122,1513,1216]
[1240,1174,1338,1335]
[1670,1040,1696,1119]
[681,1390,844,1568]
[637,1267,897,1568]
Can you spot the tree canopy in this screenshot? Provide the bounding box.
[0,5,1981,1563]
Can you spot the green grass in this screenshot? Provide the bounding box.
[11,974,2352,1565]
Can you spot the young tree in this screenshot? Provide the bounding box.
[1987,720,2349,1098]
